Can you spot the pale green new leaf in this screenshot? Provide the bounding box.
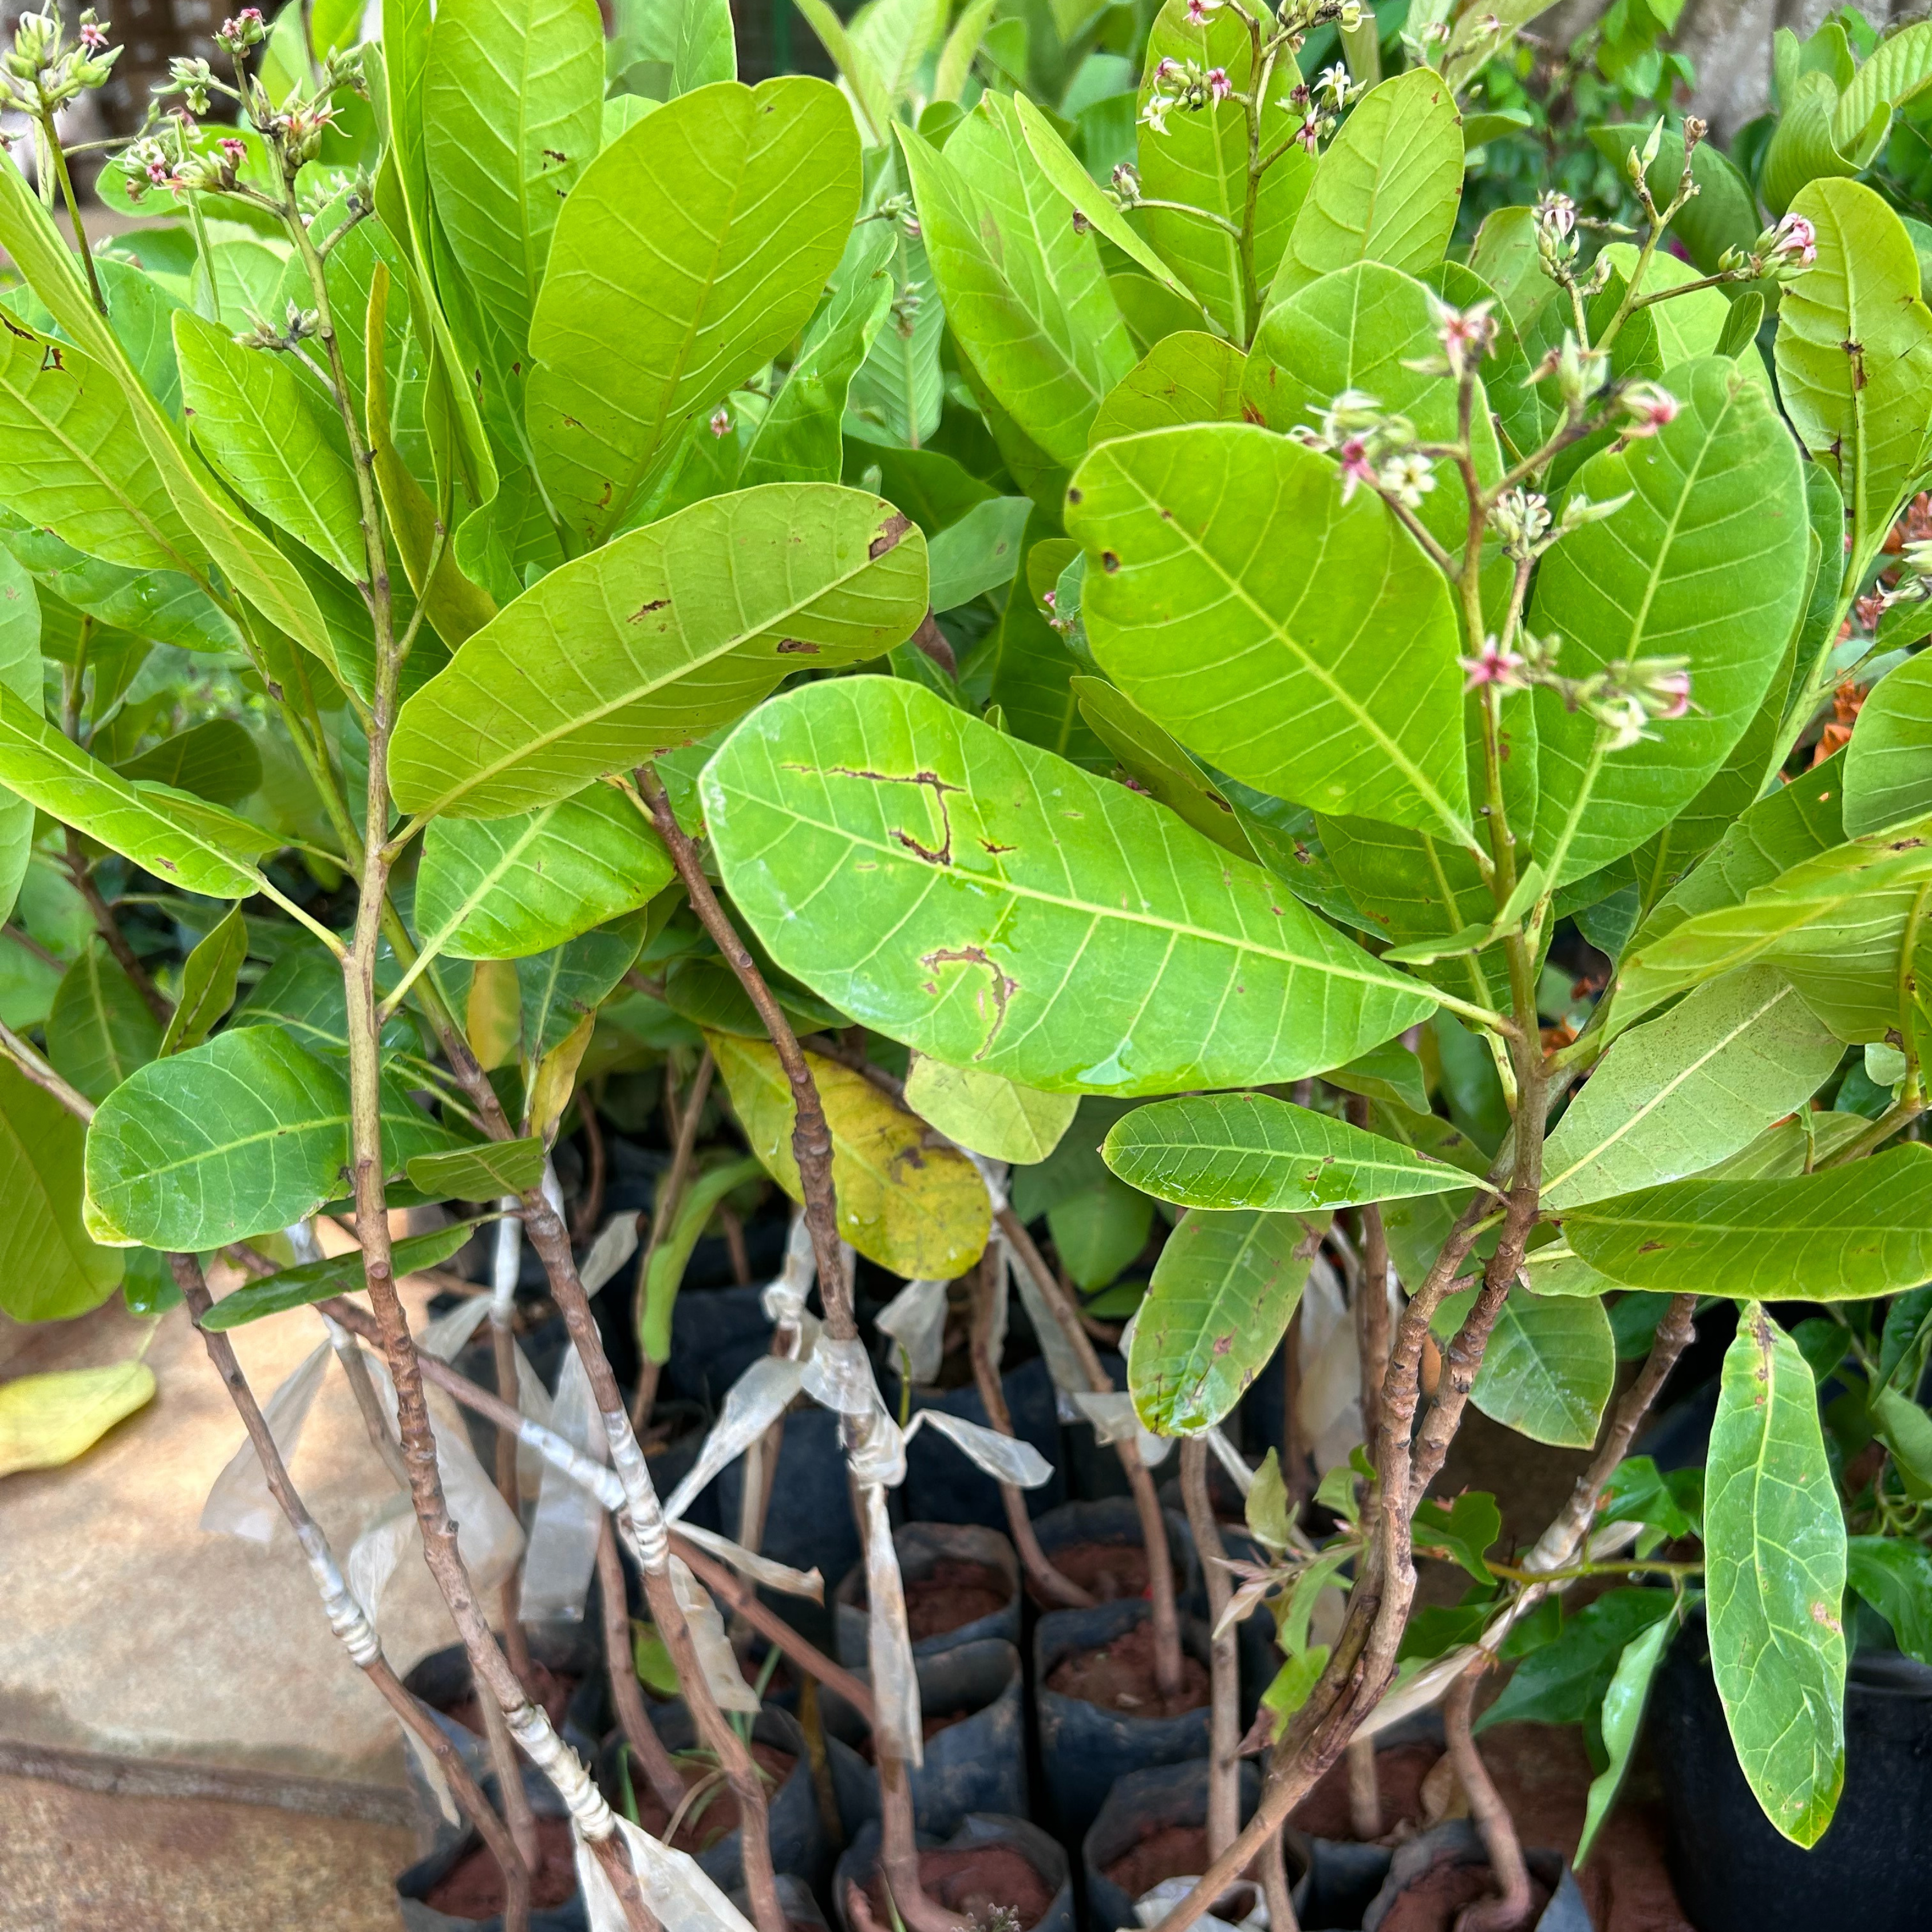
[1130,1207,1323,1435]
[388,484,928,819]
[0,685,272,899]
[160,905,248,1055]
[1270,69,1463,302]
[1137,0,1309,338]
[701,675,1438,1095]
[0,547,37,927]
[1833,20,1932,147]
[1091,333,1247,444]
[1576,1610,1676,1864]
[1844,650,1932,835]
[896,100,1133,469]
[847,165,943,447]
[1566,1144,1932,1301]
[903,1051,1078,1163]
[1528,359,1809,884]
[611,0,736,94]
[84,1026,464,1249]
[1540,966,1843,1210]
[528,78,860,547]
[0,1058,123,1322]
[792,0,892,142]
[46,943,161,1104]
[415,784,672,961]
[1706,1306,1847,1847]
[1103,1091,1472,1211]
[423,0,603,378]
[1069,424,1472,843]
[1432,1284,1615,1448]
[1775,178,1932,571]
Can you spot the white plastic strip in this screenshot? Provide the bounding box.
[294,1516,384,1667]
[663,1355,805,1524]
[489,1206,521,1325]
[670,1556,759,1713]
[905,1407,1053,1488]
[418,1291,492,1363]
[858,1472,923,1766]
[577,1815,756,1932]
[344,1491,417,1636]
[800,1334,878,1417]
[578,1211,641,1296]
[200,1340,331,1543]
[1070,1389,1174,1469]
[669,1521,824,1601]
[520,1346,609,1621]
[876,1276,949,1385]
[1206,1425,1255,1496]
[1003,1234,1087,1398]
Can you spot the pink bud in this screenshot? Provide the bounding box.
[709,406,730,438]
[1206,66,1232,103]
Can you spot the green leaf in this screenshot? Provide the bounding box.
[1761,70,1870,220]
[117,720,264,808]
[1433,1284,1614,1448]
[986,536,1109,768]
[423,0,603,386]
[1413,1490,1503,1585]
[0,685,272,899]
[1540,966,1843,1210]
[1527,359,1810,885]
[1479,1587,1676,1730]
[0,1058,123,1322]
[160,905,248,1056]
[1103,1091,1471,1211]
[414,784,673,961]
[0,515,236,660]
[641,1153,765,1360]
[1129,1206,1322,1435]
[1612,812,1932,1045]
[406,1135,547,1199]
[516,919,647,1060]
[701,675,1438,1094]
[903,1052,1078,1163]
[84,1026,464,1248]
[1576,1610,1676,1864]
[1269,68,1463,303]
[611,0,736,94]
[927,496,1033,611]
[1069,424,1471,844]
[1568,1143,1932,1300]
[200,1220,483,1331]
[1135,0,1309,336]
[896,98,1133,469]
[1322,1039,1429,1115]
[46,942,162,1104]
[1845,650,1932,836]
[848,179,944,448]
[1846,1533,1932,1664]
[1601,1456,1704,1541]
[1706,1305,1847,1847]
[388,484,927,819]
[1243,262,1504,559]
[0,1358,154,1473]
[0,315,209,579]
[1090,332,1247,444]
[172,313,366,584]
[528,78,860,547]
[710,1030,989,1277]
[1776,178,1932,571]
[792,0,892,141]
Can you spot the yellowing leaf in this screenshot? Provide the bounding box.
[903,1051,1077,1164]
[0,1358,155,1476]
[710,1032,990,1277]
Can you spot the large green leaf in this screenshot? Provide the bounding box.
[0,317,208,578]
[422,0,603,384]
[46,943,162,1104]
[1540,966,1843,1210]
[1135,0,1309,337]
[528,78,859,547]
[406,1135,546,1199]
[200,1220,481,1330]
[1433,1283,1614,1448]
[1612,812,1932,1044]
[0,685,272,899]
[1477,1586,1676,1730]
[1835,22,1932,145]
[1775,178,1932,571]
[516,917,646,1058]
[118,720,264,807]
[1527,358,1809,884]
[896,98,1133,469]
[711,1030,990,1276]
[84,1026,464,1248]
[1129,1207,1324,1435]
[701,675,1437,1094]
[847,169,944,448]
[414,784,673,960]
[1068,424,1472,844]
[1706,1305,1847,1847]
[1243,262,1503,558]
[1844,651,1932,836]
[1269,68,1463,303]
[388,484,927,819]
[1090,333,1247,444]
[902,1052,1078,1163]
[1566,1145,1932,1300]
[0,515,238,655]
[609,0,736,94]
[0,1058,123,1322]
[1103,1091,1472,1211]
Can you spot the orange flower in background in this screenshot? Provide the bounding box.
[1814,679,1866,766]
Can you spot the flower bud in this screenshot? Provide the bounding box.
[1619,381,1680,437]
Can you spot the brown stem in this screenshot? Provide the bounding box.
[65,830,173,1026]
[997,1206,1184,1697]
[1258,1830,1300,1932]
[476,1676,542,1871]
[721,1204,752,1285]
[0,1018,94,1119]
[595,1516,686,1815]
[519,1192,789,1932]
[1442,1666,1532,1932]
[1180,1439,1239,1860]
[1346,1100,1393,1447]
[574,1091,607,1240]
[636,765,963,1932]
[630,1045,714,1429]
[488,1317,537,1694]
[1346,1736,1381,1842]
[328,1321,409,1486]
[969,1246,1091,1609]
[172,1256,530,1929]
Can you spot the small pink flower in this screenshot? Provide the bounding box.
[1460,636,1527,693]
[1336,436,1375,503]
[1042,588,1057,611]
[709,406,731,437]
[80,21,110,49]
[1153,57,1178,82]
[1647,669,1692,718]
[1184,0,1218,21]
[218,137,246,160]
[1621,383,1679,436]
[1295,114,1322,153]
[1771,211,1818,267]
[145,159,171,184]
[1206,67,1232,102]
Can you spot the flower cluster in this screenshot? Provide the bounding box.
[1140,57,1234,135]
[2,9,119,117]
[215,8,267,56]
[1290,390,1436,508]
[1278,60,1358,153]
[1717,211,1819,285]
[1491,484,1631,563]
[1463,631,1693,750]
